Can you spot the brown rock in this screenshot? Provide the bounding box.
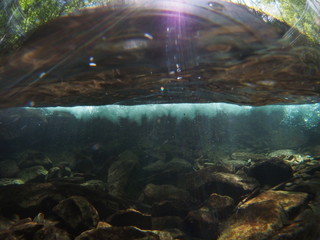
[141,184,191,204]
[218,190,310,240]
[240,190,309,216]
[218,200,286,240]
[108,208,152,230]
[34,224,71,240]
[0,182,125,219]
[96,221,112,229]
[206,193,234,219]
[152,216,184,230]
[185,206,218,240]
[75,226,162,240]
[0,218,42,240]
[107,152,139,198]
[53,196,99,234]
[186,169,259,201]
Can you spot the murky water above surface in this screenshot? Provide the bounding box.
[0,0,319,108]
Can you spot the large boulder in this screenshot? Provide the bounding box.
[18,151,53,170]
[185,193,234,240]
[186,168,259,201]
[0,182,126,222]
[16,165,48,183]
[107,151,140,198]
[53,196,99,235]
[218,190,309,240]
[247,159,293,186]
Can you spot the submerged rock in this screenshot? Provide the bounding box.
[268,149,297,158]
[53,196,99,234]
[0,178,24,186]
[0,182,126,220]
[107,151,140,198]
[152,216,184,231]
[108,208,152,230]
[0,218,43,240]
[0,217,71,240]
[151,200,189,217]
[247,159,293,186]
[206,193,235,219]
[219,200,286,240]
[18,151,53,170]
[75,226,172,240]
[185,193,234,239]
[186,168,259,201]
[218,190,309,240]
[141,184,191,204]
[186,207,218,239]
[240,190,309,216]
[16,165,48,183]
[0,160,20,178]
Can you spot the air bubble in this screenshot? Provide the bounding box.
[144,33,153,40]
[208,2,225,11]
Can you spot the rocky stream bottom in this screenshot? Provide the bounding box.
[0,147,320,240]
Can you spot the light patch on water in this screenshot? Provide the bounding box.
[41,103,252,125]
[33,103,320,128]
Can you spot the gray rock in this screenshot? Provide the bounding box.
[81,180,107,192]
[107,152,139,198]
[268,149,296,159]
[143,160,167,172]
[53,196,99,235]
[165,158,192,173]
[0,178,24,186]
[46,166,72,181]
[16,165,48,183]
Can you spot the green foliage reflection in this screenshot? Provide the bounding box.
[0,0,319,54]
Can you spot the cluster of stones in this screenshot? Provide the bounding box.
[0,148,319,239]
